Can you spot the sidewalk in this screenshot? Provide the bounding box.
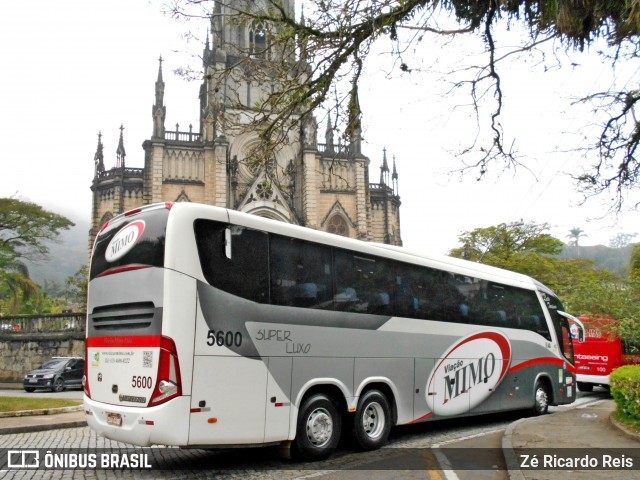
[0,382,86,434]
[503,399,640,480]
[0,408,86,434]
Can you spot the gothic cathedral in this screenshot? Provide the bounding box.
[90,1,402,249]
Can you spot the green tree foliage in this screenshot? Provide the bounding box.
[448,221,615,303]
[171,0,640,210]
[609,245,640,345]
[0,264,39,314]
[0,198,74,267]
[0,198,74,315]
[60,264,88,311]
[451,220,640,345]
[630,244,640,282]
[448,221,563,273]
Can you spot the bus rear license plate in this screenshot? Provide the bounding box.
[107,413,122,426]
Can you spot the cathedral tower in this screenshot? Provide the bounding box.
[89,0,402,249]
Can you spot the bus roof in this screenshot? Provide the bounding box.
[166,202,543,292]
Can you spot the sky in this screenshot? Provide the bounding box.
[0,0,637,258]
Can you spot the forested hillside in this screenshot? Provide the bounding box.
[559,244,635,278]
[23,217,89,291]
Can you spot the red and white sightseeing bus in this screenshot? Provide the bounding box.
[571,316,640,392]
[84,202,577,460]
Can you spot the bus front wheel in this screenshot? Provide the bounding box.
[531,380,550,416]
[352,390,392,450]
[294,394,342,461]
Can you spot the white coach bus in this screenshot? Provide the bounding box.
[84,202,576,460]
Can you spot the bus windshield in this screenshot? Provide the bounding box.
[537,284,574,364]
[90,207,170,280]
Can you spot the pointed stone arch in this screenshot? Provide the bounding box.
[321,201,356,238]
[99,212,113,229]
[175,189,191,203]
[237,169,296,223]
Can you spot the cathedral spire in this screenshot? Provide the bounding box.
[152,55,166,138]
[94,131,105,177]
[116,124,126,169]
[156,55,164,87]
[392,156,399,195]
[348,91,362,156]
[380,147,389,185]
[325,113,334,152]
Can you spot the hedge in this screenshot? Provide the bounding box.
[610,365,640,420]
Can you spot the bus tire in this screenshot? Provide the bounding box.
[294,393,342,461]
[531,380,550,416]
[577,382,593,392]
[352,390,392,451]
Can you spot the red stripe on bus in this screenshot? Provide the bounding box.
[86,335,161,348]
[408,412,434,424]
[508,357,576,374]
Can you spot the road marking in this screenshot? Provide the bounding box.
[430,428,504,480]
[420,449,444,480]
[432,428,504,447]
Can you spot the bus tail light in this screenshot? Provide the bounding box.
[83,345,91,399]
[149,336,182,407]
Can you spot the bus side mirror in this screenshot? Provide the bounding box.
[559,311,585,343]
[224,227,232,260]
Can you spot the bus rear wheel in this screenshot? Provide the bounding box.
[294,393,342,461]
[531,380,550,416]
[352,390,392,451]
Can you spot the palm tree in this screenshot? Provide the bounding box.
[0,261,40,314]
[566,227,588,256]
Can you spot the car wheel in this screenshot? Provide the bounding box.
[293,393,342,461]
[52,377,65,393]
[531,380,550,415]
[24,387,35,393]
[352,390,392,451]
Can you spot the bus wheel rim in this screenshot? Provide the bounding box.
[536,387,548,410]
[362,401,385,439]
[306,407,333,447]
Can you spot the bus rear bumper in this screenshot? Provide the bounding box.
[84,395,190,447]
[576,374,610,386]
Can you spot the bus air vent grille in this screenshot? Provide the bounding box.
[90,302,156,330]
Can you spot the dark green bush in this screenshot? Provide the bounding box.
[610,365,640,420]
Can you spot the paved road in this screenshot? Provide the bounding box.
[0,387,83,400]
[0,389,611,479]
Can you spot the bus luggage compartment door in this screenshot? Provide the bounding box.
[188,355,267,445]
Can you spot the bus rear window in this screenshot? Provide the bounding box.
[90,208,170,280]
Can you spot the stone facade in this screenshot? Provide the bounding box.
[89,0,402,249]
[0,335,84,382]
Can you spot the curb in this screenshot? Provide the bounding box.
[502,417,526,480]
[609,412,640,442]
[0,419,87,435]
[0,405,83,418]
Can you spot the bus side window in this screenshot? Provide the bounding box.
[333,250,395,315]
[269,235,333,309]
[194,220,269,303]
